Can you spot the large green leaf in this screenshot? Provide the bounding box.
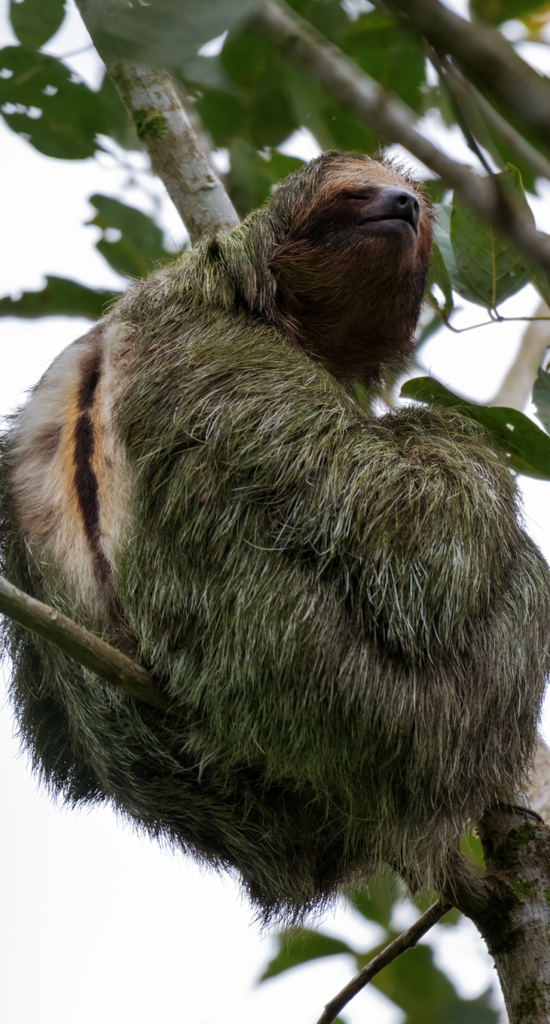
[532,368,550,434]
[88,195,178,279]
[433,205,481,306]
[260,929,355,980]
[0,277,120,320]
[341,11,426,112]
[0,46,125,159]
[401,376,550,479]
[450,166,533,309]
[81,0,257,69]
[10,0,65,50]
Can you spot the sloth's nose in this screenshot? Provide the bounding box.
[380,188,421,232]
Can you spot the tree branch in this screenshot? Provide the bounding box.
[315,897,452,1024]
[444,808,550,1024]
[252,2,550,275]
[441,63,550,184]
[74,2,239,242]
[0,575,168,710]
[385,0,550,152]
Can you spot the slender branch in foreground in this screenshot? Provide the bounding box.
[0,575,168,710]
[443,62,550,185]
[315,897,452,1024]
[385,0,550,152]
[74,2,239,242]
[252,2,550,275]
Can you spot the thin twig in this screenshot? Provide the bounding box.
[436,314,550,335]
[315,897,452,1024]
[0,575,168,710]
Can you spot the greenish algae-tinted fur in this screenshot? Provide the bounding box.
[1,152,550,924]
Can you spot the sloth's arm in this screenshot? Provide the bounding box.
[117,310,528,663]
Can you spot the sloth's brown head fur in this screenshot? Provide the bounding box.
[267,153,433,387]
[119,151,433,391]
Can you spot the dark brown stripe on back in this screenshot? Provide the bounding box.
[73,332,113,592]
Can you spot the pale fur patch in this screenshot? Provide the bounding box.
[10,321,134,622]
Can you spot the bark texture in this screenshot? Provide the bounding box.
[449,808,550,1024]
[75,1,239,242]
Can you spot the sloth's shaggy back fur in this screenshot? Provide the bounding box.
[2,151,550,923]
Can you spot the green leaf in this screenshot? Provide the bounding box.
[0,46,116,159]
[532,264,550,307]
[178,53,237,95]
[349,875,399,929]
[87,195,177,279]
[220,30,298,149]
[286,0,349,43]
[446,988,499,1024]
[81,0,257,69]
[10,0,65,50]
[400,376,550,479]
[423,179,449,205]
[469,0,548,25]
[260,929,355,981]
[371,943,498,1024]
[0,277,120,320]
[461,831,486,874]
[426,240,454,319]
[341,11,426,112]
[532,368,550,434]
[450,166,533,308]
[433,204,481,306]
[286,66,377,153]
[226,140,304,218]
[370,942,456,1022]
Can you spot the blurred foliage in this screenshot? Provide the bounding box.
[469,0,550,25]
[401,376,550,479]
[87,194,178,278]
[260,872,498,1024]
[0,276,119,319]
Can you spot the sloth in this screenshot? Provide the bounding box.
[2,151,550,923]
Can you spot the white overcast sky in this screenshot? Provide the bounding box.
[1,0,550,1021]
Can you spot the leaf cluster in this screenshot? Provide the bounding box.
[260,862,497,1024]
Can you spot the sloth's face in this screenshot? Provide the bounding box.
[268,159,434,387]
[290,182,426,262]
